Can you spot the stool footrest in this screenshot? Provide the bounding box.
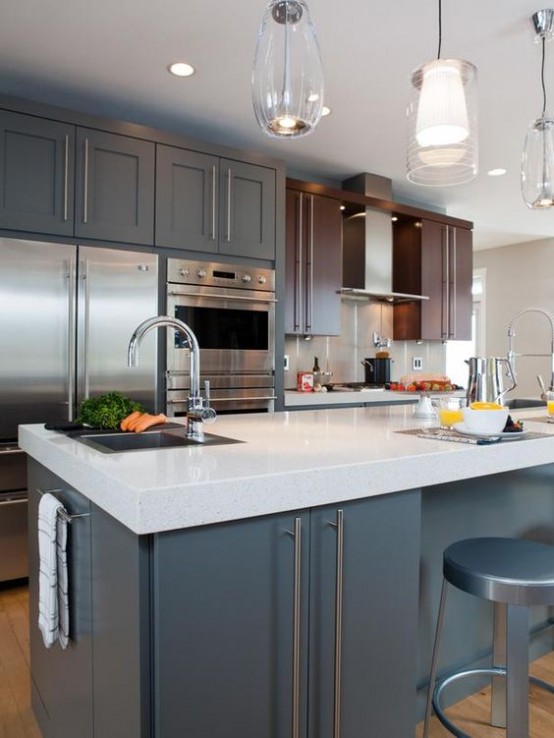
[432,667,554,738]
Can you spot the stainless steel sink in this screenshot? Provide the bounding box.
[505,398,546,410]
[72,429,242,454]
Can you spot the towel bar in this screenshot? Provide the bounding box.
[37,488,91,524]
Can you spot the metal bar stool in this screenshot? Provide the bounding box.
[423,537,554,738]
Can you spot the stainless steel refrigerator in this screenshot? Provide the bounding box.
[0,238,158,581]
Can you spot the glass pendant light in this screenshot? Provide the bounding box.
[407,0,478,186]
[521,9,554,209]
[252,0,324,138]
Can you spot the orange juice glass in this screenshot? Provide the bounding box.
[438,397,466,428]
[548,391,554,421]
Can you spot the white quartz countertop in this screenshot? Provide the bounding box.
[19,406,554,535]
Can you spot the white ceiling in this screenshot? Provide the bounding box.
[2,0,554,249]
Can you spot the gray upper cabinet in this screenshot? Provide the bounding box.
[75,128,155,245]
[0,110,75,236]
[155,144,276,260]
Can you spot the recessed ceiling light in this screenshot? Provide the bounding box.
[391,216,398,222]
[487,168,507,177]
[321,105,331,117]
[168,62,195,78]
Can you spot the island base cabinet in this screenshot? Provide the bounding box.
[28,460,151,738]
[152,511,310,738]
[153,491,421,738]
[308,492,421,738]
[28,462,93,738]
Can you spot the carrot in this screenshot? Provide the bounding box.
[127,413,148,432]
[120,411,143,431]
[133,413,167,433]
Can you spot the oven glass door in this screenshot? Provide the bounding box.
[167,289,275,376]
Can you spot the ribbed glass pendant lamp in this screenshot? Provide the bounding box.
[252,0,324,138]
[522,9,554,208]
[407,0,478,185]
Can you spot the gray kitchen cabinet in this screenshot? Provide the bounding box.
[28,462,93,738]
[75,128,155,245]
[155,144,276,260]
[0,110,75,236]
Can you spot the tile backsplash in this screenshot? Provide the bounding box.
[284,300,446,387]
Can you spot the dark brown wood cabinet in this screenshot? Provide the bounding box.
[393,218,472,341]
[285,189,343,336]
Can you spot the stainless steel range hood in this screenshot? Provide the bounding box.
[340,174,428,303]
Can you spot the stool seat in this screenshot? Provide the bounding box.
[424,536,554,738]
[444,537,554,606]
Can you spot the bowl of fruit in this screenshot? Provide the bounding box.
[462,402,510,434]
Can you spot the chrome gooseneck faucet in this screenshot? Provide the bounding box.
[507,307,554,392]
[128,316,216,441]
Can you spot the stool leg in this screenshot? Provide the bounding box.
[506,603,529,738]
[423,579,449,738]
[491,602,507,728]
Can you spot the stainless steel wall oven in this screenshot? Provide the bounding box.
[166,259,276,414]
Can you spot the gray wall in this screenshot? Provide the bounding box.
[474,238,554,398]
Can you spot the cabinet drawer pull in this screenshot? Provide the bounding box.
[63,134,69,222]
[37,488,90,524]
[287,516,302,738]
[329,509,344,738]
[83,138,89,224]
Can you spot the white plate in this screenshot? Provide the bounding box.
[452,422,529,440]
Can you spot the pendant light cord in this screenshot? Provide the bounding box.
[541,35,547,116]
[436,0,442,59]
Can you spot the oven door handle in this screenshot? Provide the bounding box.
[167,290,277,303]
[167,395,277,405]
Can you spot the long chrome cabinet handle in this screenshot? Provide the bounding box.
[210,164,216,241]
[226,168,232,242]
[291,516,302,738]
[306,196,314,332]
[294,193,303,331]
[83,138,89,224]
[448,226,458,338]
[63,134,69,222]
[36,488,91,524]
[442,225,449,340]
[0,498,27,507]
[329,509,344,738]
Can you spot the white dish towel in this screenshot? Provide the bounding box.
[38,492,69,649]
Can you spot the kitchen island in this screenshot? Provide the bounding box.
[19,406,554,738]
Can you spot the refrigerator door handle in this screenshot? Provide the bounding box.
[67,255,77,421]
[81,258,91,400]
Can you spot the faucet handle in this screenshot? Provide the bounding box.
[204,380,211,402]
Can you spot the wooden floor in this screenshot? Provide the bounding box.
[0,582,40,738]
[0,580,552,738]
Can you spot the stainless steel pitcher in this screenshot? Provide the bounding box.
[465,357,517,405]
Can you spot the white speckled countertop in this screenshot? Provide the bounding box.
[19,406,554,535]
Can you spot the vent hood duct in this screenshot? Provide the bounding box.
[339,173,428,303]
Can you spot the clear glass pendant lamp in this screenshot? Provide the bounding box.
[521,9,554,209]
[252,0,324,138]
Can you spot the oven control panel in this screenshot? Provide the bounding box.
[167,258,275,292]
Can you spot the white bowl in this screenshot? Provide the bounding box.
[462,406,509,434]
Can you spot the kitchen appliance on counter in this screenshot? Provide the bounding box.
[166,258,276,414]
[362,357,393,385]
[0,238,158,580]
[465,357,517,405]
